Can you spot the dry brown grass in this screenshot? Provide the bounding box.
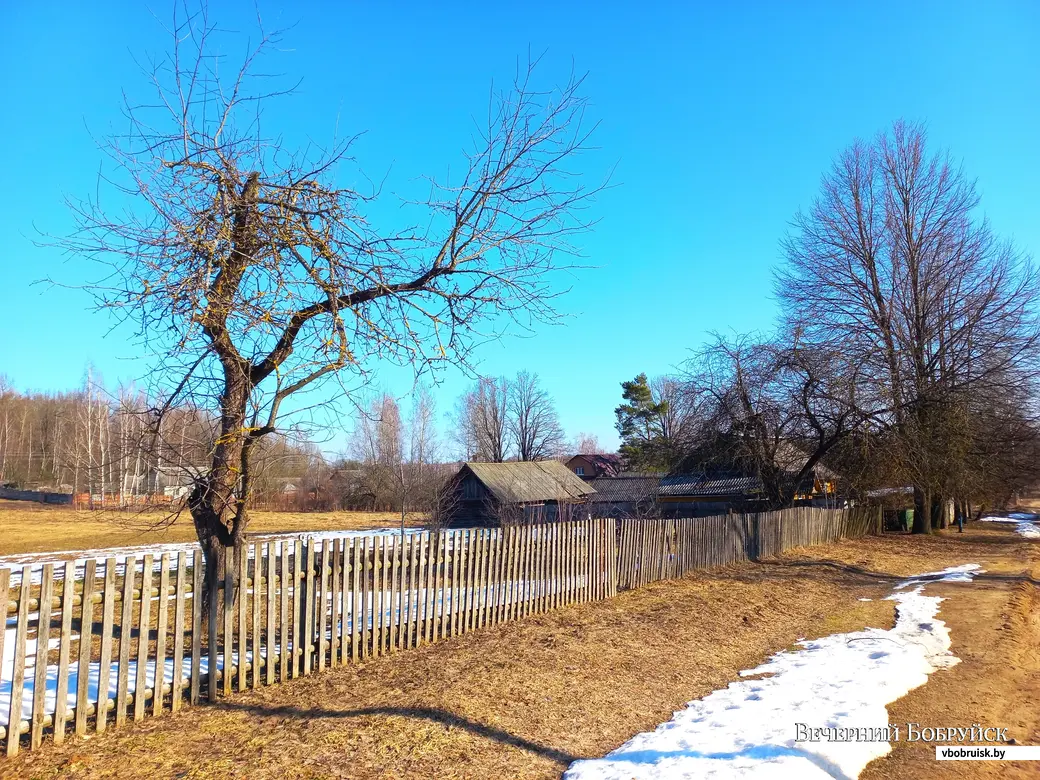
[7,525,1036,780]
[0,500,422,557]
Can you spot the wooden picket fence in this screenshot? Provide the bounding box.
[616,506,879,589]
[1,507,877,756]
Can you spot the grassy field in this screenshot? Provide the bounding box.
[5,524,1036,779]
[0,499,423,557]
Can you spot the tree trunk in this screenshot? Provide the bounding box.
[912,486,932,534]
[188,378,251,608]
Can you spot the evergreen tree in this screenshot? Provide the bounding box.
[614,373,671,471]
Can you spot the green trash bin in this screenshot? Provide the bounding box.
[900,509,914,532]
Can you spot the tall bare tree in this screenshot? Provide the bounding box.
[509,370,565,460]
[59,6,599,584]
[776,121,1040,531]
[453,376,512,462]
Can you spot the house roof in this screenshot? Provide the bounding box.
[658,473,763,498]
[588,475,661,503]
[568,453,622,477]
[464,461,596,504]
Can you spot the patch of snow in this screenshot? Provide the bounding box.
[979,515,1040,539]
[857,598,872,602]
[564,564,982,780]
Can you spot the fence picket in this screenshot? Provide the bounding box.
[172,552,187,712]
[74,560,96,734]
[190,551,203,706]
[53,562,75,743]
[153,554,170,716]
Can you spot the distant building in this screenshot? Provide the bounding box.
[440,461,596,527]
[658,467,839,516]
[565,453,622,480]
[587,473,661,518]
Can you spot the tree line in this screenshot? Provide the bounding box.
[614,122,1040,531]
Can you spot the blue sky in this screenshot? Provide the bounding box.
[1,1,1038,454]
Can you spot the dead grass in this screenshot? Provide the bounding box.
[0,500,422,557]
[3,525,1037,780]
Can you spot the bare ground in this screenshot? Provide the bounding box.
[3,526,1037,780]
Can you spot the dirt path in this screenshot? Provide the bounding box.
[861,545,1040,778]
[3,527,1036,780]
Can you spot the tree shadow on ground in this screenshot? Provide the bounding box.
[213,701,580,765]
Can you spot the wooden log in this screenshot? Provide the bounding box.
[74,559,96,734]
[172,552,187,713]
[53,561,75,744]
[153,554,170,717]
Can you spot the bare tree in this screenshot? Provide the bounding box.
[453,376,511,462]
[572,431,600,455]
[776,120,1040,531]
[57,6,599,584]
[509,370,565,460]
[683,333,872,507]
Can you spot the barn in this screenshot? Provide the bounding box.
[439,461,596,527]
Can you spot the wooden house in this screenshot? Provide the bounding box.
[565,453,622,480]
[440,461,596,527]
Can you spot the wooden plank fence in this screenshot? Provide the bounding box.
[1,507,877,756]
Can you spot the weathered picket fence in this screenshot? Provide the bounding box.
[616,506,880,589]
[2,507,878,756]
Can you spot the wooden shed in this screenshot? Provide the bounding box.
[440,461,596,527]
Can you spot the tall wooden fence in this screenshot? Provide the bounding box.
[1,507,877,756]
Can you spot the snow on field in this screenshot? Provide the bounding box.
[978,513,1040,539]
[564,564,983,780]
[0,527,422,586]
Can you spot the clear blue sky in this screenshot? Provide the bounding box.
[1,1,1038,454]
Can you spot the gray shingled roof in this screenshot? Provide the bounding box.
[658,474,763,498]
[465,461,596,504]
[588,475,661,503]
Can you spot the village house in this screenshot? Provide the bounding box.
[565,453,622,480]
[440,460,596,527]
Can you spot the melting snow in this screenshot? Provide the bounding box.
[979,513,1040,539]
[564,564,982,780]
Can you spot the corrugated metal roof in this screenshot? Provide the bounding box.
[588,475,661,503]
[659,474,763,497]
[465,461,596,504]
